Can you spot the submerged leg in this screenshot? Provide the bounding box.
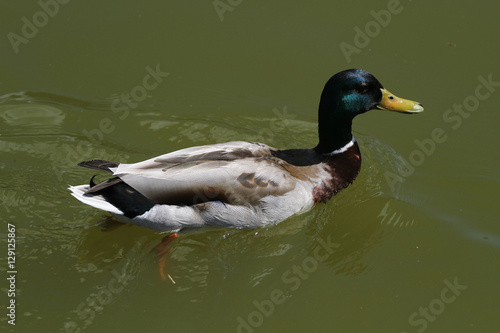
[152,233,178,281]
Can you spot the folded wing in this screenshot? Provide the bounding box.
[110,141,297,206]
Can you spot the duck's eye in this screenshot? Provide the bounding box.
[357,83,368,93]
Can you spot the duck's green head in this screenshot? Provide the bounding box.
[321,68,423,116]
[317,69,423,153]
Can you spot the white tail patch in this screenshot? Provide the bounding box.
[69,185,124,215]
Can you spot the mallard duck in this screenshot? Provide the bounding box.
[70,69,423,232]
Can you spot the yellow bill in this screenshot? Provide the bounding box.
[377,88,424,113]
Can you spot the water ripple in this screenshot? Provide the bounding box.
[0,91,112,111]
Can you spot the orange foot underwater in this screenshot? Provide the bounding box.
[152,233,178,282]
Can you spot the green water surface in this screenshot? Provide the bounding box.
[1,1,499,332]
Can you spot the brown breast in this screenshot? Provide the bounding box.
[312,143,362,204]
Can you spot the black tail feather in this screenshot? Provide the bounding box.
[84,177,156,218]
[78,159,119,173]
[90,175,98,187]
